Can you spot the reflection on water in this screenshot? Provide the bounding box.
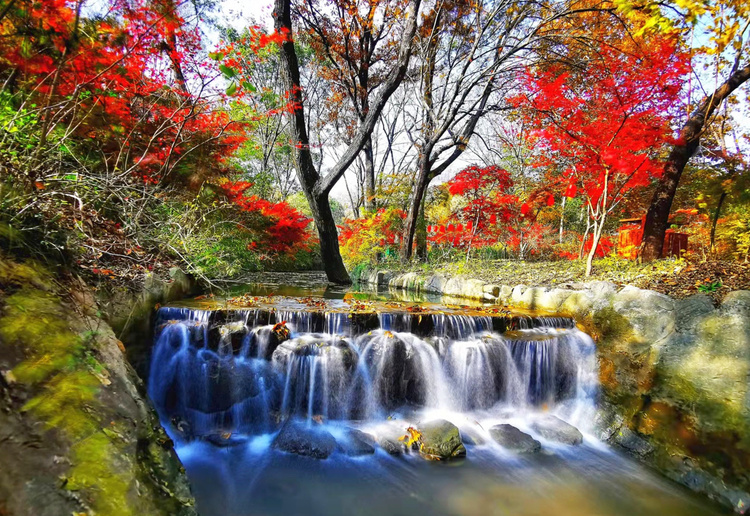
[179,439,727,516]
[216,271,464,305]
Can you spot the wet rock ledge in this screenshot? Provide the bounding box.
[360,267,750,514]
[0,257,196,516]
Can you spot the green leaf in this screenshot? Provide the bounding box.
[219,64,237,79]
[226,82,238,96]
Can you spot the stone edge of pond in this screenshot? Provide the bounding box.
[359,267,750,514]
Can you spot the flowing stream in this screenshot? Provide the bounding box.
[147,292,728,516]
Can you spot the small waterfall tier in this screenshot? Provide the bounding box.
[148,301,596,440]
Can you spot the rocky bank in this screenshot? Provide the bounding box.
[0,256,197,516]
[360,268,750,513]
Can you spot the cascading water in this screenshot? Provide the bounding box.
[149,299,725,516]
[148,304,597,437]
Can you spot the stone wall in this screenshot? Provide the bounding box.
[361,268,750,513]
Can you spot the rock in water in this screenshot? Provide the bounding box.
[417,419,467,460]
[459,426,486,446]
[337,428,376,456]
[489,424,541,453]
[377,437,406,455]
[272,421,337,459]
[531,416,583,445]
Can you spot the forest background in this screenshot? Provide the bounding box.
[0,0,748,294]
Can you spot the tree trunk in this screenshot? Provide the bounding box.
[363,137,376,213]
[416,195,428,261]
[400,157,431,261]
[274,0,350,284]
[585,220,603,277]
[559,196,566,243]
[710,190,727,252]
[579,210,591,260]
[309,193,351,284]
[641,62,750,261]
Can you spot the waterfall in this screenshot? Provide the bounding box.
[148,304,597,439]
[273,334,357,421]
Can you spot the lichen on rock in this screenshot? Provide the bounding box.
[0,256,196,516]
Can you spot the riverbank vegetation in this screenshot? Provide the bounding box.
[0,0,748,290]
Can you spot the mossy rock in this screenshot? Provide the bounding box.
[0,257,196,516]
[489,424,541,453]
[417,419,466,460]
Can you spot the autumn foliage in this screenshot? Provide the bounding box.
[220,180,314,257]
[511,30,689,271]
[0,0,316,277]
[338,208,405,265]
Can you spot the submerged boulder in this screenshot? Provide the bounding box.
[417,419,466,460]
[272,420,337,459]
[489,424,541,453]
[374,424,409,455]
[377,437,406,455]
[202,432,249,448]
[336,428,376,456]
[355,331,442,411]
[531,415,583,445]
[459,425,486,446]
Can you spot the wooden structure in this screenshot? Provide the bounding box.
[617,216,688,259]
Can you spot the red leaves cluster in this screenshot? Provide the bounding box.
[511,34,689,212]
[220,181,314,256]
[440,165,516,247]
[1,0,247,184]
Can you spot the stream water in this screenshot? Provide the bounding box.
[147,281,729,516]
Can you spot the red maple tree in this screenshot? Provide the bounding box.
[513,32,689,274]
[220,180,314,257]
[0,0,247,185]
[443,165,516,255]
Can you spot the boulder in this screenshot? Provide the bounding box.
[537,289,575,312]
[612,286,675,346]
[592,401,626,442]
[336,428,376,456]
[510,285,527,306]
[271,421,337,459]
[424,275,448,294]
[443,277,464,297]
[612,427,654,458]
[417,419,467,460]
[583,281,618,309]
[462,279,487,300]
[721,290,750,315]
[393,272,422,291]
[559,291,595,317]
[372,423,411,455]
[498,285,514,304]
[519,287,549,310]
[530,415,583,445]
[355,332,433,410]
[459,426,486,446]
[202,433,249,448]
[377,437,406,455]
[489,424,541,453]
[483,284,501,298]
[675,294,714,330]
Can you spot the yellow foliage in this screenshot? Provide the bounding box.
[339,208,404,267]
[399,426,423,448]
